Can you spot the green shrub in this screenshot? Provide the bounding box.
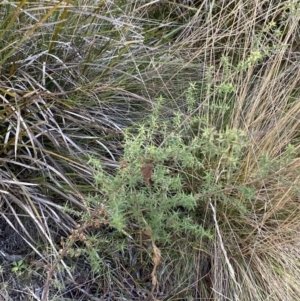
[88,81,257,244]
[86,74,300,299]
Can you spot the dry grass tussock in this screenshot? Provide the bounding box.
[0,0,300,300]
